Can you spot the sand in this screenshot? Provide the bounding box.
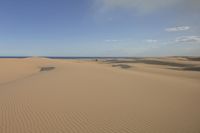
[0,57,200,133]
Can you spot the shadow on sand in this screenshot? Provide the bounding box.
[170,67,200,72]
[105,58,200,72]
[112,64,131,69]
[40,67,55,72]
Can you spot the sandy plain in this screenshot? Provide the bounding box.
[0,57,200,133]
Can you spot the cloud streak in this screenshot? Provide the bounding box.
[175,36,200,43]
[165,26,190,32]
[146,39,158,43]
[105,39,120,42]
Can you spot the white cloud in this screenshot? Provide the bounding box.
[94,0,200,14]
[165,26,190,32]
[175,36,200,43]
[146,39,158,43]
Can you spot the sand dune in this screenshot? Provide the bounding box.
[0,57,200,133]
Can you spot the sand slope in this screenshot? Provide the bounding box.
[0,58,200,133]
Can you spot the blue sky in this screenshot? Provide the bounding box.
[0,0,200,56]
